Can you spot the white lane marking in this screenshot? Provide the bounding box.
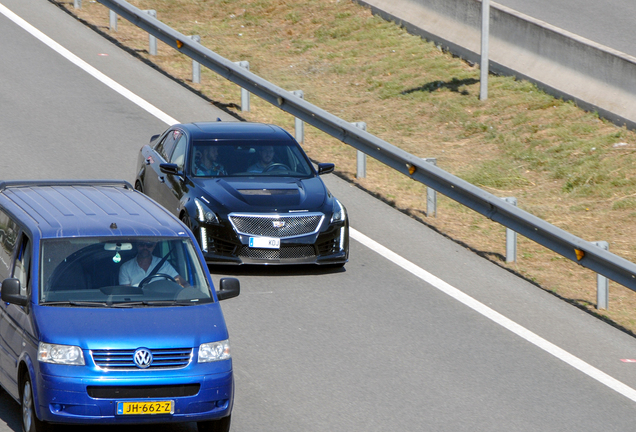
[351,228,636,403]
[4,0,636,406]
[0,2,178,126]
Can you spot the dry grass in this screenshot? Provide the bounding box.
[59,0,636,335]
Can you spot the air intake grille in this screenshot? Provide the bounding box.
[238,245,315,260]
[92,348,192,370]
[229,213,323,238]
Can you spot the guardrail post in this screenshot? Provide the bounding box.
[109,10,118,32]
[480,0,490,100]
[351,122,367,178]
[292,90,304,143]
[234,61,250,112]
[74,0,81,9]
[593,241,610,309]
[189,36,201,84]
[424,158,437,217]
[504,197,517,262]
[143,10,157,55]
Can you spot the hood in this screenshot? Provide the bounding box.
[33,302,229,350]
[193,176,329,212]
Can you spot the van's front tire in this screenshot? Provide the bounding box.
[197,414,231,432]
[21,376,50,432]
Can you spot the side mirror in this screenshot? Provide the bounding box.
[150,134,160,144]
[160,163,183,177]
[216,278,240,301]
[1,278,28,306]
[317,163,335,175]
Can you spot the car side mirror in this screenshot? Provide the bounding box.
[216,278,240,301]
[160,163,184,177]
[150,134,160,144]
[317,163,335,175]
[1,278,28,306]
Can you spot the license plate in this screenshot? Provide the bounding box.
[249,236,280,249]
[117,400,174,415]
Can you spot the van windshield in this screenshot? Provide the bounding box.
[40,237,213,306]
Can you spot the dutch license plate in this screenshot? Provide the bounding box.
[117,400,174,415]
[249,236,280,249]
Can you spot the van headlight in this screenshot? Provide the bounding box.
[38,343,85,366]
[198,340,231,362]
[195,198,220,224]
[330,199,346,223]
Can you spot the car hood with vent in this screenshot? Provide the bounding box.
[193,176,330,213]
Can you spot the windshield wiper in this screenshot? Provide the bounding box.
[41,301,109,307]
[110,300,193,307]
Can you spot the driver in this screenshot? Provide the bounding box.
[119,241,185,287]
[247,145,276,173]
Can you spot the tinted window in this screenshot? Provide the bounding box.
[155,129,182,161]
[0,210,19,281]
[170,135,187,170]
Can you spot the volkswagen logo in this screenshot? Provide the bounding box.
[133,348,153,369]
[273,220,285,228]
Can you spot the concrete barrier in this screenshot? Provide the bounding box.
[356,0,636,129]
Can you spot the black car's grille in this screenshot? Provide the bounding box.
[207,236,237,256]
[229,213,324,238]
[87,384,200,399]
[238,245,316,260]
[92,348,192,370]
[317,237,340,255]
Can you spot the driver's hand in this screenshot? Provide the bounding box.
[175,275,188,287]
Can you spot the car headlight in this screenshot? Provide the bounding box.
[198,339,231,363]
[38,343,85,366]
[331,198,346,223]
[195,198,220,224]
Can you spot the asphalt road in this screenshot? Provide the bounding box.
[2,1,636,431]
[496,0,636,58]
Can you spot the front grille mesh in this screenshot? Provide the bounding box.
[238,245,315,260]
[230,214,323,238]
[92,348,192,370]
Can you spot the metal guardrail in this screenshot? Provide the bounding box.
[95,0,636,292]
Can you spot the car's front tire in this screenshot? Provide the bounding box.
[21,375,50,432]
[197,414,231,432]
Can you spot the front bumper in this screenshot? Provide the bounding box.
[196,220,349,265]
[36,371,233,424]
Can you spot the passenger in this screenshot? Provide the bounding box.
[247,146,276,173]
[119,241,185,287]
[194,146,227,176]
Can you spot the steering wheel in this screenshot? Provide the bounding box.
[138,273,176,288]
[264,163,290,172]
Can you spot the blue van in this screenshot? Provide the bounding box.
[0,180,239,432]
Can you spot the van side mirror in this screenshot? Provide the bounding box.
[1,278,28,306]
[317,163,335,175]
[216,278,240,301]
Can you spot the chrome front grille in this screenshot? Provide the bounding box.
[92,348,192,370]
[229,213,324,238]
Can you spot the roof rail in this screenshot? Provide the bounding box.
[0,180,134,192]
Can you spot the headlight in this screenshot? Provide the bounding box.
[331,198,346,223]
[198,339,231,363]
[38,343,85,366]
[195,198,220,224]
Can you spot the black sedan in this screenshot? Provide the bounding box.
[134,121,349,266]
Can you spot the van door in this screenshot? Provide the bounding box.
[0,212,21,397]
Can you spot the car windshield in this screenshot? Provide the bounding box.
[191,140,314,178]
[40,237,213,306]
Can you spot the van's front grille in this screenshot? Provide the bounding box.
[91,348,192,370]
[87,384,200,399]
